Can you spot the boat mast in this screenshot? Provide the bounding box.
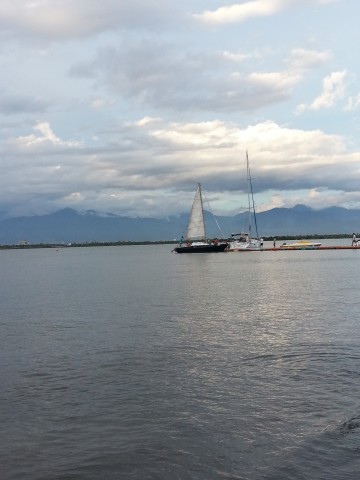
[246,152,252,238]
[246,151,259,239]
[198,183,206,239]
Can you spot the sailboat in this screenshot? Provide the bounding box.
[227,152,263,251]
[173,183,228,253]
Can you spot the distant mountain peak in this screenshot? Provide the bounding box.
[292,204,312,211]
[83,209,120,218]
[51,208,78,216]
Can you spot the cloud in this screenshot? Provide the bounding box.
[89,98,115,110]
[69,43,312,113]
[263,187,360,212]
[309,70,347,109]
[194,0,333,25]
[1,118,359,218]
[0,0,184,40]
[194,0,289,25]
[0,95,50,115]
[286,48,332,72]
[345,93,360,111]
[296,70,347,113]
[5,121,82,150]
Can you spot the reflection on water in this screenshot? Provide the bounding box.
[1,245,360,479]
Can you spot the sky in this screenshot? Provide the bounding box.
[1,0,360,219]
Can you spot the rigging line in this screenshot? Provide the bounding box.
[203,191,226,238]
[246,151,259,239]
[246,152,252,236]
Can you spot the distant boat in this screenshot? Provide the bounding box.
[280,240,322,250]
[173,183,228,253]
[227,152,263,251]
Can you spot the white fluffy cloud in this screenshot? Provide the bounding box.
[310,70,347,109]
[5,122,82,150]
[195,0,289,25]
[194,0,334,25]
[296,70,348,113]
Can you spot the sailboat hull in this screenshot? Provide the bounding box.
[174,243,228,253]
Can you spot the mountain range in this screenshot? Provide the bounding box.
[1,205,360,244]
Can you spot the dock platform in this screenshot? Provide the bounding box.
[226,245,360,252]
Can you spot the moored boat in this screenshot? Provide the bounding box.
[173,183,228,253]
[227,152,263,251]
[227,232,263,251]
[280,240,322,250]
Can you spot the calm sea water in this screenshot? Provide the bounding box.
[1,242,360,479]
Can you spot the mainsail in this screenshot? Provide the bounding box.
[186,183,206,240]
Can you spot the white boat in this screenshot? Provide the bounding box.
[227,232,262,251]
[280,240,322,250]
[173,183,228,254]
[227,152,263,252]
[352,234,360,246]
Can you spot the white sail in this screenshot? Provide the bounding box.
[186,183,206,240]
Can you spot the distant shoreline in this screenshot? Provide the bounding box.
[0,234,355,250]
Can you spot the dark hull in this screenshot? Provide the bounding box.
[174,243,228,254]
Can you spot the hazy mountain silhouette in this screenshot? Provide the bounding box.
[0,205,360,244]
